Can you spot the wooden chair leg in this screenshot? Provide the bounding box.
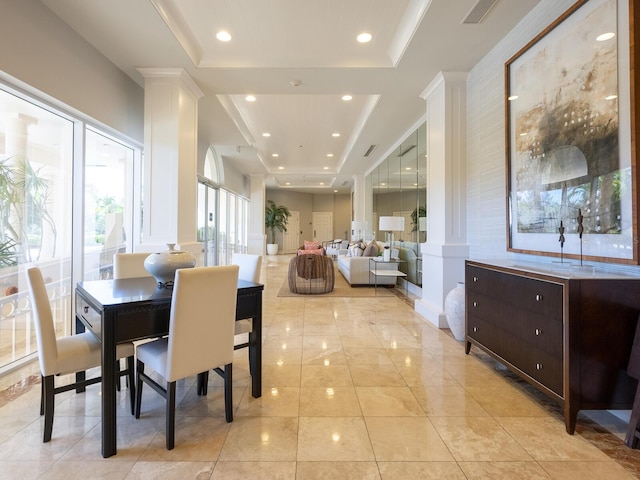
[39,378,45,416]
[224,363,233,423]
[166,381,176,450]
[625,386,640,448]
[42,375,55,443]
[126,356,136,415]
[197,371,209,396]
[134,360,144,419]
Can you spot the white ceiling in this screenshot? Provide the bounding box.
[40,0,541,193]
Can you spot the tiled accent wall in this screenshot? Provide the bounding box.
[466,0,640,275]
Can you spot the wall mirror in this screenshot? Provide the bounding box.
[365,121,426,286]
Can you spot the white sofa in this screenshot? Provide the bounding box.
[337,254,398,286]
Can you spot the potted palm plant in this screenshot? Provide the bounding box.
[265,200,291,255]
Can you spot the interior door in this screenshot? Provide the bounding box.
[312,212,333,243]
[283,211,300,254]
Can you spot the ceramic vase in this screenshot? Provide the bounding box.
[144,243,196,288]
[444,282,465,341]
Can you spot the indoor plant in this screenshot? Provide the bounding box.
[265,200,291,255]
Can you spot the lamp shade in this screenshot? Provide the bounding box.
[379,216,404,232]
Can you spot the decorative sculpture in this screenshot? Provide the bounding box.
[577,209,584,266]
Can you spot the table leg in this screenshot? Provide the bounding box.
[250,296,262,398]
[101,311,117,458]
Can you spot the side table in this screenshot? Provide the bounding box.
[369,257,407,295]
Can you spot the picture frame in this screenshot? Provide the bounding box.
[505,0,640,264]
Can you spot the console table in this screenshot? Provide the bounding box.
[465,259,640,434]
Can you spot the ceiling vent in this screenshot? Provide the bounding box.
[462,0,498,24]
[363,144,377,157]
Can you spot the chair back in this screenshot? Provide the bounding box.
[231,253,262,283]
[166,265,239,382]
[113,252,151,279]
[26,267,58,377]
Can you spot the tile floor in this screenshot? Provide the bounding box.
[1,254,640,479]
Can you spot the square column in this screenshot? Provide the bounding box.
[137,68,203,258]
[415,72,469,328]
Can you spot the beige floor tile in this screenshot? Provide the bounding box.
[303,323,339,336]
[261,346,303,366]
[538,461,638,479]
[300,364,354,387]
[430,416,533,462]
[296,416,375,461]
[349,364,406,387]
[344,347,394,365]
[396,362,461,387]
[378,461,466,480]
[410,385,490,417]
[218,417,298,461]
[366,417,454,461]
[301,335,346,365]
[356,386,424,416]
[299,386,362,416]
[296,461,380,479]
[466,385,549,417]
[236,386,299,417]
[261,364,301,387]
[457,461,552,479]
[210,461,296,479]
[125,461,214,479]
[340,334,384,349]
[497,417,612,462]
[37,460,135,480]
[0,460,54,480]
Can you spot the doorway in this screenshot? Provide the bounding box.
[312,212,333,243]
[283,211,300,254]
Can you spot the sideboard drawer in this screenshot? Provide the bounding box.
[76,296,101,340]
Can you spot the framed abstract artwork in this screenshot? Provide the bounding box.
[505,0,639,264]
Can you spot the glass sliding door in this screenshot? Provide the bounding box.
[197,178,218,267]
[83,128,136,280]
[0,86,74,372]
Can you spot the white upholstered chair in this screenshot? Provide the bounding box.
[26,267,136,442]
[134,265,239,450]
[113,252,151,279]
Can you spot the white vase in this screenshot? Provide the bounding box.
[444,282,466,341]
[266,243,278,255]
[144,243,196,288]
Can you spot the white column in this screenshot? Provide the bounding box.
[248,174,266,255]
[415,72,469,328]
[137,68,203,258]
[352,174,366,239]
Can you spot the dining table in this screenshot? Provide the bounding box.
[75,275,264,458]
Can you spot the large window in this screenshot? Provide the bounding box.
[0,83,141,373]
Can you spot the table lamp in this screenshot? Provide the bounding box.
[379,216,404,248]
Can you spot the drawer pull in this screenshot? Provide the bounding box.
[473,276,478,282]
[84,306,89,314]
[536,363,543,370]
[473,301,478,307]
[473,326,478,332]
[535,294,543,301]
[535,328,542,336]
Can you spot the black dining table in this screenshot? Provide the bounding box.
[75,275,264,458]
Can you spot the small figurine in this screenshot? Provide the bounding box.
[577,209,584,239]
[558,220,565,263]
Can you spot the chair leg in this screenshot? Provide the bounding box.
[39,378,45,416]
[134,360,144,419]
[126,356,136,415]
[42,375,55,443]
[224,363,233,423]
[625,386,640,448]
[197,371,209,396]
[115,359,122,392]
[166,381,176,450]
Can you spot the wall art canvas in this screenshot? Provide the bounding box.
[506,0,638,263]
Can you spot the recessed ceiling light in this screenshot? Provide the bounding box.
[332,132,340,137]
[597,32,615,41]
[357,32,372,43]
[262,132,271,137]
[245,95,256,102]
[320,182,324,186]
[405,167,411,170]
[326,153,334,157]
[272,153,279,158]
[323,166,329,170]
[216,30,232,42]
[278,166,284,170]
[605,94,618,100]
[342,95,352,101]
[334,189,338,193]
[285,182,290,185]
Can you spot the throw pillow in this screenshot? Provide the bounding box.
[304,240,320,250]
[363,242,378,257]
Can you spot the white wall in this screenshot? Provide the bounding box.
[466,0,640,276]
[0,1,144,142]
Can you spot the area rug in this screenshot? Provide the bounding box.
[277,265,395,298]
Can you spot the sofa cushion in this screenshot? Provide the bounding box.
[363,242,378,257]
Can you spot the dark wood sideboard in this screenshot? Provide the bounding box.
[465,259,640,434]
